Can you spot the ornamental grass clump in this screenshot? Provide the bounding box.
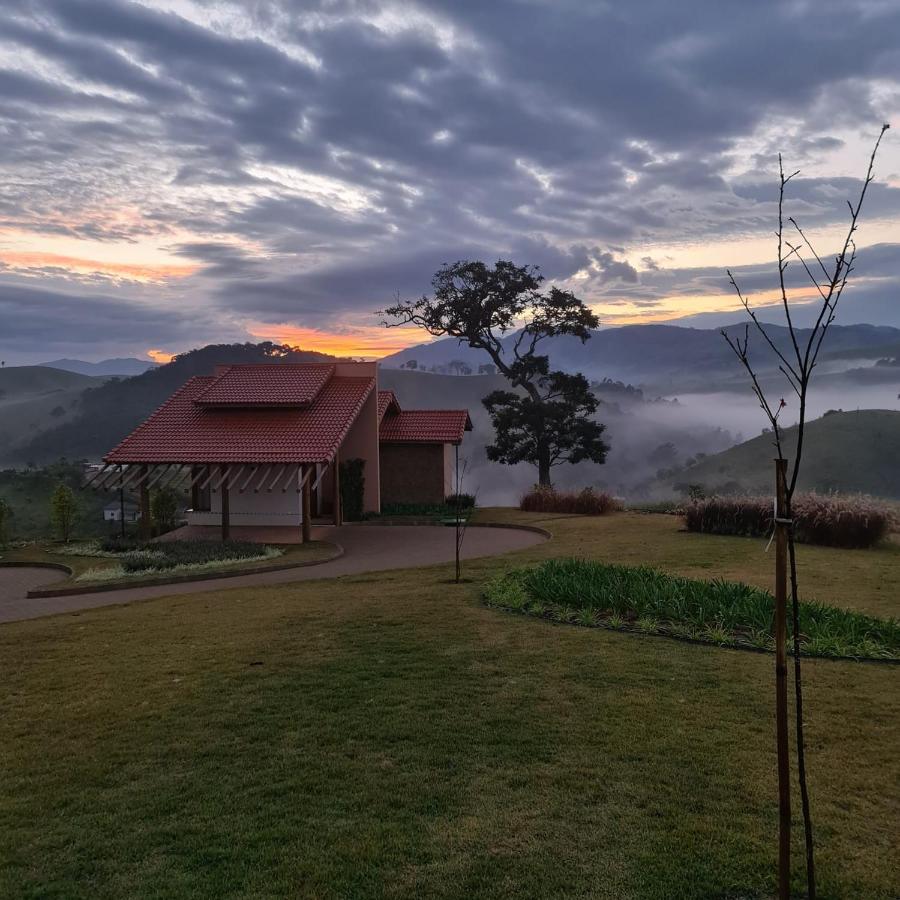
[484,558,899,660]
[683,493,891,549]
[520,485,622,515]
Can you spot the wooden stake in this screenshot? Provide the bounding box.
[775,457,791,899]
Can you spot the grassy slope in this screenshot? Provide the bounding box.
[0,511,897,899]
[656,409,900,499]
[0,367,105,465]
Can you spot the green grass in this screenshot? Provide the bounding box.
[484,558,900,659]
[0,510,898,898]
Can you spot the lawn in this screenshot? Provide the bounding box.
[0,511,897,899]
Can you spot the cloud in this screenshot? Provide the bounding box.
[0,0,897,361]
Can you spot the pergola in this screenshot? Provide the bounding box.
[86,457,342,542]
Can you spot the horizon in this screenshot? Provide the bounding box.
[6,316,899,370]
[0,2,898,366]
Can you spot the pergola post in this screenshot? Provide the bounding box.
[301,464,312,543]
[220,464,230,542]
[190,465,201,511]
[139,465,151,540]
[332,451,342,527]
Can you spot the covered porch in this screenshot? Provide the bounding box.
[86,458,346,543]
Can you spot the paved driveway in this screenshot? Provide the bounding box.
[0,524,545,624]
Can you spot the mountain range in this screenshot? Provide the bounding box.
[381,322,900,392]
[38,357,158,377]
[2,329,897,501]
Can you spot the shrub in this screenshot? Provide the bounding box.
[683,493,891,549]
[484,558,900,660]
[339,458,365,522]
[379,501,469,519]
[151,487,180,533]
[117,540,277,572]
[91,538,278,572]
[445,493,476,509]
[520,485,622,516]
[99,535,142,553]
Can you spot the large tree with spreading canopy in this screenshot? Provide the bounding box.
[382,260,608,485]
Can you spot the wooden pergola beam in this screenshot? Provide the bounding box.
[211,465,233,491]
[265,465,287,492]
[238,466,259,493]
[144,465,171,490]
[83,464,112,488]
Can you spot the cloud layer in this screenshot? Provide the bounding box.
[0,0,898,362]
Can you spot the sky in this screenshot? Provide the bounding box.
[0,0,898,366]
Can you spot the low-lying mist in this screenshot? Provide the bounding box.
[381,369,899,506]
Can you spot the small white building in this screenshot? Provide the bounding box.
[103,500,141,523]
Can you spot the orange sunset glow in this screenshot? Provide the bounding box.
[146,349,176,364]
[246,323,429,359]
[0,250,199,283]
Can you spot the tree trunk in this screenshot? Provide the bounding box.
[537,450,552,487]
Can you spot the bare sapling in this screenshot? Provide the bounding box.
[722,123,889,899]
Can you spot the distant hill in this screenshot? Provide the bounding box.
[0,367,106,466]
[39,357,158,377]
[381,322,900,392]
[18,342,338,465]
[651,409,900,499]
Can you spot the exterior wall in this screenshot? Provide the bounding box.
[186,465,302,526]
[104,507,140,522]
[379,443,448,506]
[340,384,381,513]
[444,443,454,497]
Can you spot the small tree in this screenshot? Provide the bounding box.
[383,260,607,485]
[723,124,889,900]
[0,497,11,544]
[50,483,77,542]
[151,487,180,534]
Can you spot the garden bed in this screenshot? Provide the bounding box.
[2,538,337,594]
[484,557,900,660]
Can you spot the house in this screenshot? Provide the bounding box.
[93,361,471,541]
[103,500,141,523]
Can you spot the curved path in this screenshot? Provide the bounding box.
[0,524,546,624]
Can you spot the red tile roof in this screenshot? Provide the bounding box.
[195,363,335,407]
[379,409,473,444]
[105,374,374,464]
[377,390,401,421]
